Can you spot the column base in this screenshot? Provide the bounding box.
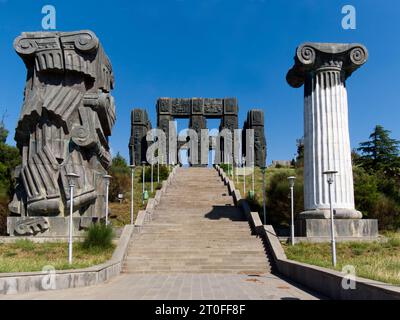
[7,217,97,237]
[298,208,362,220]
[295,219,378,238]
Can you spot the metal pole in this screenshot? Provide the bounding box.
[151,163,154,193]
[236,162,239,185]
[157,159,160,184]
[243,159,246,195]
[142,164,145,205]
[290,185,295,245]
[252,165,255,194]
[328,179,337,267]
[105,179,110,226]
[130,167,134,225]
[262,168,266,225]
[68,183,74,265]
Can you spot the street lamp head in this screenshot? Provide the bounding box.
[103,174,112,185]
[261,166,267,173]
[65,173,79,186]
[141,161,147,166]
[129,164,135,169]
[288,176,296,188]
[323,170,338,184]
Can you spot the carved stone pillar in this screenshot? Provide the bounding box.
[220,98,238,165]
[189,115,207,166]
[243,110,266,167]
[157,99,175,165]
[129,109,151,165]
[8,30,116,236]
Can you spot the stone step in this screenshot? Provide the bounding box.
[123,167,271,275]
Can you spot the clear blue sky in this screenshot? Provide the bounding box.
[1,0,399,164]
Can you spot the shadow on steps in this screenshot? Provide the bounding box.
[204,205,247,222]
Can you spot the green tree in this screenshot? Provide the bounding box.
[295,138,304,168]
[108,153,130,201]
[0,121,20,197]
[353,167,380,218]
[265,170,304,227]
[0,119,21,235]
[357,125,400,175]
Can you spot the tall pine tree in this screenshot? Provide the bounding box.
[357,125,400,175]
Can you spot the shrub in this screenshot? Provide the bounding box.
[144,165,169,182]
[109,172,130,202]
[354,166,400,230]
[0,196,8,236]
[353,166,380,218]
[265,169,304,228]
[82,223,114,250]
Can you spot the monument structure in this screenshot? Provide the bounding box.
[8,30,115,236]
[129,98,266,167]
[287,42,378,237]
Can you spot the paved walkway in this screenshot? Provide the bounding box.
[2,273,319,300]
[1,168,322,300]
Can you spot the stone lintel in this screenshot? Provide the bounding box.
[286,42,368,88]
[156,97,238,117]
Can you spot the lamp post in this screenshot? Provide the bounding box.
[66,172,79,265]
[323,170,338,267]
[142,161,146,205]
[242,156,246,195]
[151,163,154,193]
[288,176,296,245]
[251,162,255,200]
[158,155,161,184]
[250,145,254,196]
[236,161,239,185]
[103,175,112,226]
[129,164,135,225]
[261,167,267,225]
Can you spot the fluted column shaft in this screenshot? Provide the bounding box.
[287,42,368,219]
[304,69,354,211]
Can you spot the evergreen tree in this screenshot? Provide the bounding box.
[108,153,130,201]
[0,120,21,197]
[295,138,304,168]
[357,125,400,175]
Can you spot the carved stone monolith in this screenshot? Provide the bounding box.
[8,30,116,236]
[129,109,151,166]
[243,110,266,167]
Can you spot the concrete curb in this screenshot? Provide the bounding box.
[214,164,400,300]
[264,225,400,300]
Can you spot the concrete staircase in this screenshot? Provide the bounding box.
[123,167,271,274]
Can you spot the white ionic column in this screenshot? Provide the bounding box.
[287,43,368,219]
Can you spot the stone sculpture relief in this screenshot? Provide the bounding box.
[8,30,115,236]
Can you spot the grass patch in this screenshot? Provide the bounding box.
[0,240,114,273]
[109,166,166,226]
[283,232,400,285]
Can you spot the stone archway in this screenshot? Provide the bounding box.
[129,97,266,168]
